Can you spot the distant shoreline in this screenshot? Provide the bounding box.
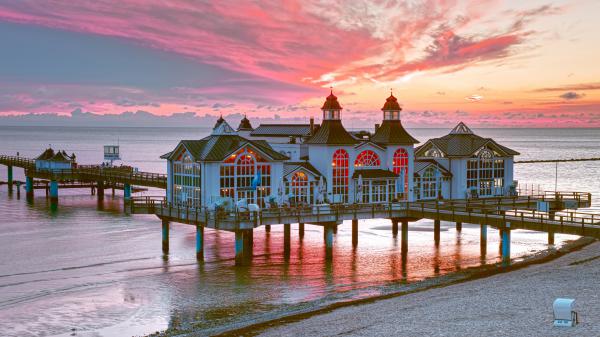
[148,237,595,337]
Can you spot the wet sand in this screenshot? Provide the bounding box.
[218,238,599,337]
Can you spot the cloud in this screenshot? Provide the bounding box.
[533,82,600,92]
[559,92,584,100]
[466,94,483,102]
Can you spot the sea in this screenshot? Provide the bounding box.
[0,126,599,337]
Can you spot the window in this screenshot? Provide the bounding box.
[424,147,442,158]
[220,147,271,206]
[332,149,349,203]
[354,150,380,168]
[393,148,409,199]
[173,153,201,207]
[290,171,310,205]
[466,148,505,196]
[421,166,441,199]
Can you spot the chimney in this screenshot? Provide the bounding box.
[374,123,380,133]
[310,117,315,135]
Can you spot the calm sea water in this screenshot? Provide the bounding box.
[0,126,598,337]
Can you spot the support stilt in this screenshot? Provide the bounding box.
[97,181,104,200]
[332,225,338,235]
[7,165,13,192]
[49,180,58,204]
[480,224,487,257]
[161,219,169,255]
[324,224,334,260]
[283,223,291,258]
[265,224,271,233]
[235,230,253,266]
[196,224,204,261]
[299,223,305,238]
[392,219,398,237]
[434,219,441,245]
[501,228,511,266]
[456,222,462,232]
[123,183,131,202]
[548,230,555,245]
[352,219,358,247]
[25,176,34,199]
[401,220,408,253]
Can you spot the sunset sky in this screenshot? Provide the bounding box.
[1,0,599,127]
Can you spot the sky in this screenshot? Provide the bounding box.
[0,0,599,128]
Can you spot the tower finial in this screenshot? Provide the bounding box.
[330,86,333,95]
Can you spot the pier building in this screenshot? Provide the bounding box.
[163,91,518,209]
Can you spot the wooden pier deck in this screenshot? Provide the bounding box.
[0,155,166,189]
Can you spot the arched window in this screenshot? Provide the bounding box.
[424,147,442,158]
[173,151,201,207]
[332,149,349,203]
[467,148,505,197]
[291,171,309,204]
[422,166,440,199]
[354,150,380,168]
[220,147,271,206]
[393,148,409,199]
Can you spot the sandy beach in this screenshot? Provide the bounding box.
[248,240,600,337]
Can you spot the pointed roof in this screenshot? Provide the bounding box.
[237,115,253,131]
[35,147,55,160]
[381,93,401,111]
[321,90,342,110]
[213,115,225,129]
[450,122,473,134]
[162,135,288,162]
[371,120,419,145]
[415,122,519,157]
[304,120,358,145]
[212,119,237,135]
[49,151,73,162]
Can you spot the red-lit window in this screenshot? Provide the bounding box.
[332,149,349,203]
[354,150,380,168]
[393,148,409,199]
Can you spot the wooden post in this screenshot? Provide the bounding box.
[548,231,555,245]
[501,228,511,266]
[49,180,59,205]
[97,181,104,200]
[7,165,13,192]
[284,223,291,258]
[235,229,253,266]
[324,224,334,260]
[434,219,441,246]
[392,219,398,237]
[456,222,462,232]
[401,220,408,253]
[299,223,305,238]
[265,224,271,233]
[480,223,487,257]
[196,224,204,261]
[25,176,34,199]
[161,219,169,255]
[352,219,358,247]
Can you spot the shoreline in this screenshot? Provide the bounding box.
[150,236,596,337]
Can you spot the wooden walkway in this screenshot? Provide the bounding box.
[0,155,166,189]
[129,192,598,238]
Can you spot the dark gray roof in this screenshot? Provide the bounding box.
[283,162,322,177]
[163,135,288,162]
[305,120,358,145]
[371,120,419,145]
[415,125,519,158]
[36,148,55,160]
[250,124,313,137]
[414,159,452,177]
[352,169,398,179]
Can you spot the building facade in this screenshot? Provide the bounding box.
[163,92,518,209]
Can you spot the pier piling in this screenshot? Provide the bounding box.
[7,165,13,192]
[298,223,305,239]
[25,176,33,199]
[392,219,398,237]
[161,219,169,255]
[283,224,291,258]
[49,180,58,204]
[123,183,131,203]
[235,230,253,266]
[456,222,462,232]
[480,224,487,256]
[324,224,334,260]
[501,227,511,266]
[548,231,555,245]
[352,219,358,247]
[96,181,104,200]
[434,219,441,246]
[265,224,271,233]
[401,220,408,253]
[196,224,204,261]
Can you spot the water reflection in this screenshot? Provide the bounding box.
[0,189,582,336]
